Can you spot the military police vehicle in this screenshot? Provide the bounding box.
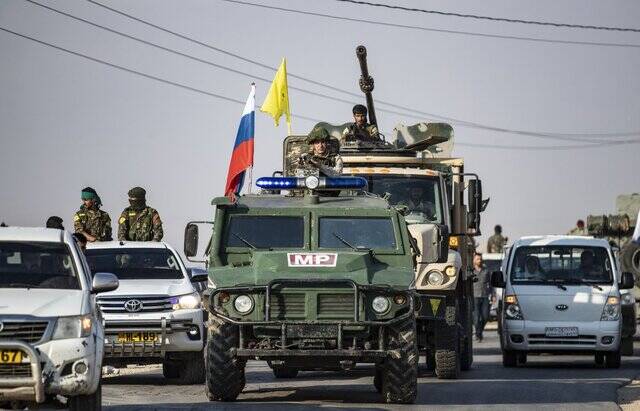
[283,46,486,379]
[184,176,444,403]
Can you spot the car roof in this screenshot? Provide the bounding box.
[86,241,170,250]
[217,193,391,210]
[513,235,610,248]
[0,226,68,243]
[482,252,504,260]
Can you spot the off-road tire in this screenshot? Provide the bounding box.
[68,381,101,411]
[502,349,517,367]
[605,349,621,369]
[178,350,206,384]
[381,315,418,404]
[272,367,299,379]
[460,296,473,371]
[435,304,460,379]
[205,316,246,401]
[373,365,383,393]
[621,242,640,285]
[162,361,179,379]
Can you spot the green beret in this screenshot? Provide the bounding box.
[81,187,98,201]
[128,186,146,199]
[307,126,330,144]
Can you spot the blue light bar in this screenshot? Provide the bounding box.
[255,176,368,190]
[325,177,367,189]
[256,177,300,189]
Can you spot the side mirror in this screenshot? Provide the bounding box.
[184,223,199,257]
[491,270,506,288]
[407,224,448,264]
[188,267,209,283]
[620,272,635,290]
[91,272,119,294]
[436,224,450,264]
[467,179,482,231]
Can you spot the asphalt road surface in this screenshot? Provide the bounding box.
[100,329,640,411]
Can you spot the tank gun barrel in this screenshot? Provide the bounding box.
[356,45,377,127]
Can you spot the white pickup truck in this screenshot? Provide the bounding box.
[85,241,207,383]
[0,227,118,410]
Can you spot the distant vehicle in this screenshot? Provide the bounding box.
[492,235,634,368]
[483,252,504,320]
[0,227,118,410]
[85,241,207,384]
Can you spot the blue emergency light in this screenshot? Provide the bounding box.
[256,176,367,190]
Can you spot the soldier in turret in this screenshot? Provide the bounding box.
[299,126,343,177]
[117,187,163,242]
[73,187,112,242]
[341,104,379,143]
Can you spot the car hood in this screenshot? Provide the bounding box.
[0,289,86,317]
[99,278,194,297]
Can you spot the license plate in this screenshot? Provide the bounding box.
[545,327,579,337]
[117,332,158,343]
[0,349,25,364]
[286,324,338,338]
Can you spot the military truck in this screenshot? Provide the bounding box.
[183,177,447,403]
[282,46,486,380]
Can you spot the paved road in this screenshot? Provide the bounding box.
[101,330,640,411]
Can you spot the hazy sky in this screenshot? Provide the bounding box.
[1,0,638,256]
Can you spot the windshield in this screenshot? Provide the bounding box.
[0,242,80,289]
[86,248,183,280]
[319,217,397,250]
[225,216,304,249]
[367,175,443,224]
[510,246,613,285]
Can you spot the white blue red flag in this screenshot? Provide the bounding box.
[224,84,255,198]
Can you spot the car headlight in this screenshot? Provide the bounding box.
[427,270,445,286]
[234,295,254,314]
[372,296,390,314]
[52,315,92,340]
[171,292,201,310]
[504,295,524,320]
[445,266,456,277]
[601,296,620,321]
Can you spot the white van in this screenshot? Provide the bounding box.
[492,235,634,368]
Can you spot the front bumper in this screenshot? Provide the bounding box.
[503,319,621,352]
[0,336,100,403]
[102,309,204,359]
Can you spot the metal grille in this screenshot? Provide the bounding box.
[270,293,305,319]
[0,321,48,343]
[97,295,173,314]
[317,294,354,319]
[528,334,597,346]
[0,364,31,378]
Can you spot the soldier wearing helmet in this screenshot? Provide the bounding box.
[299,126,343,177]
[117,187,163,241]
[341,104,379,143]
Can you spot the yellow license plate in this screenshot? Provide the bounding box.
[117,332,158,343]
[0,350,24,364]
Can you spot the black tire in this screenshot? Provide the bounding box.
[424,350,435,371]
[622,337,634,356]
[605,349,621,369]
[621,242,640,284]
[205,316,246,401]
[381,315,418,404]
[162,361,179,379]
[272,367,299,379]
[502,349,517,367]
[68,381,101,411]
[373,365,383,393]
[435,304,460,379]
[517,352,527,366]
[595,352,605,366]
[460,296,473,371]
[178,350,206,384]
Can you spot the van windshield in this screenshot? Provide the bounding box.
[0,242,80,289]
[510,246,613,285]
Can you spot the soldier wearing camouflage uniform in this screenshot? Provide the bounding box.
[73,187,112,242]
[487,224,507,253]
[299,126,343,177]
[117,187,163,242]
[341,104,379,143]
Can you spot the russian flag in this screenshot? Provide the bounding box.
[225,85,255,198]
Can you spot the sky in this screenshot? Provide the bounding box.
[0,0,638,257]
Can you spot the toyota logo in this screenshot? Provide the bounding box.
[124,299,143,313]
[555,304,569,311]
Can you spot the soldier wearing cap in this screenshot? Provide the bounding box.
[117,187,163,241]
[299,126,343,177]
[342,104,379,143]
[73,187,112,242]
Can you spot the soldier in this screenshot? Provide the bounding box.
[487,224,507,253]
[341,104,379,143]
[567,219,588,236]
[117,187,163,242]
[73,187,112,242]
[299,126,343,177]
[46,216,64,230]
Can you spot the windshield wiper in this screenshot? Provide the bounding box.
[333,232,359,251]
[548,279,567,291]
[231,232,257,250]
[4,283,39,289]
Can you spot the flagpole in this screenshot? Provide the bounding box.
[248,82,255,194]
[247,166,253,194]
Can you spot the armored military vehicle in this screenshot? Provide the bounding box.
[184,177,446,403]
[282,46,486,379]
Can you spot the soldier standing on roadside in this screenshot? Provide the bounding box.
[341,104,379,143]
[117,187,163,242]
[299,126,343,177]
[487,224,507,253]
[73,187,112,242]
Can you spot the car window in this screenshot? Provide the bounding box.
[85,248,184,280]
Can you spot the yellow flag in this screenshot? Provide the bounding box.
[260,58,291,132]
